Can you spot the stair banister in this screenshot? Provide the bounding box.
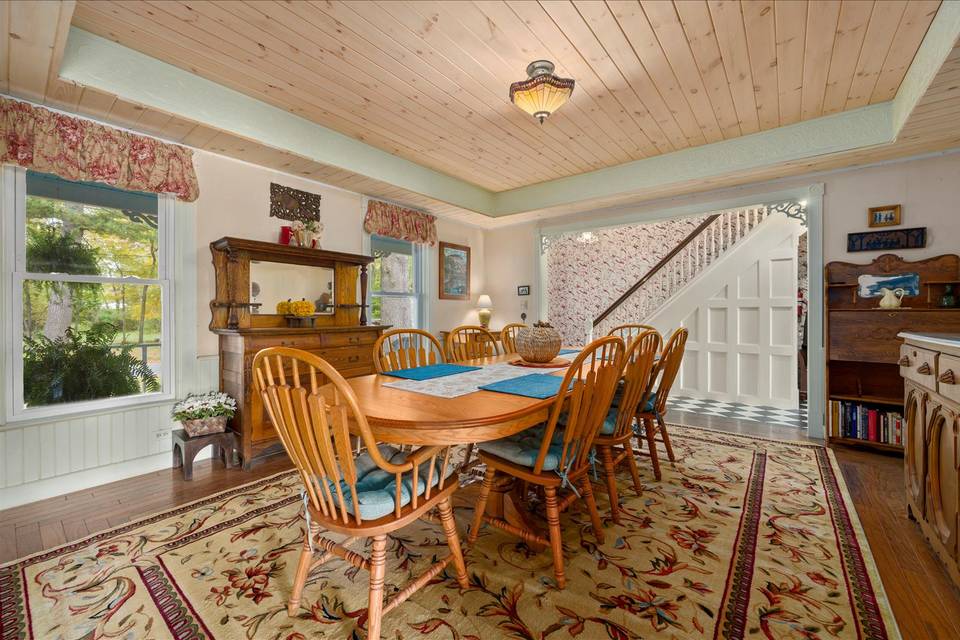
[592,213,721,328]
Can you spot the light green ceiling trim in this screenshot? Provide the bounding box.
[491,103,893,216]
[891,0,960,133]
[59,16,955,219]
[60,28,495,213]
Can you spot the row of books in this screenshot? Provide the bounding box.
[829,400,903,445]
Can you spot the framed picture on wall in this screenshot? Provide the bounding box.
[868,204,901,227]
[439,241,471,300]
[517,285,530,296]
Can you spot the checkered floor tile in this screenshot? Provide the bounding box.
[667,396,808,430]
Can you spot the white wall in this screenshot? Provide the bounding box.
[193,152,487,352]
[484,222,540,329]
[193,152,365,356]
[430,218,486,333]
[817,152,960,263]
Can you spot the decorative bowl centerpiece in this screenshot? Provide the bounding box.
[515,321,562,363]
[172,391,237,438]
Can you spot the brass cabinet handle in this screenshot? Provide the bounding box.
[899,355,911,367]
[348,355,360,363]
[939,369,956,385]
[917,362,932,375]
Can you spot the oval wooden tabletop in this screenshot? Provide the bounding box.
[343,353,564,445]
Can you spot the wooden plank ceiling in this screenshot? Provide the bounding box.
[1,0,958,228]
[69,0,941,192]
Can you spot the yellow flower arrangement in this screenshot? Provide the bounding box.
[289,298,315,317]
[275,299,291,315]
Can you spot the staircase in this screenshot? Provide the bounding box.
[593,205,774,337]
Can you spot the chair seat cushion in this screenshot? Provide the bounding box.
[478,425,564,471]
[600,407,619,436]
[322,444,453,520]
[611,383,657,414]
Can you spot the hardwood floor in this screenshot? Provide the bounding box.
[1,415,958,639]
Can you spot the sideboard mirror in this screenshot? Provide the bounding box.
[250,261,336,315]
[209,237,372,330]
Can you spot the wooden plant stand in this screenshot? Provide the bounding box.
[172,429,239,480]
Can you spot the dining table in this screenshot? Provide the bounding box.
[337,351,575,547]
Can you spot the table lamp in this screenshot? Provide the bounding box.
[477,294,493,328]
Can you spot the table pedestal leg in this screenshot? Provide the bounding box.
[485,477,547,551]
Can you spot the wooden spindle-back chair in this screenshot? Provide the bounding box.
[636,327,689,480]
[446,325,500,361]
[500,322,527,354]
[592,329,661,523]
[607,323,659,344]
[252,347,469,640]
[468,336,625,589]
[373,328,445,373]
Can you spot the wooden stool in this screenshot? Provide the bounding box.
[172,429,239,480]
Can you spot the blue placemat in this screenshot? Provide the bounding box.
[382,363,481,381]
[559,348,581,355]
[479,373,570,399]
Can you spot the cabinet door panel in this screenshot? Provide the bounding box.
[904,384,927,514]
[927,406,959,557]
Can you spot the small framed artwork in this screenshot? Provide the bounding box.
[517,285,530,296]
[868,204,901,227]
[847,227,926,252]
[439,241,471,300]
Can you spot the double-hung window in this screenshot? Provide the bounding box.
[368,235,425,329]
[3,169,174,421]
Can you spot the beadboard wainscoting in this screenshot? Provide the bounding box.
[0,356,219,509]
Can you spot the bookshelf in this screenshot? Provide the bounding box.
[825,253,960,454]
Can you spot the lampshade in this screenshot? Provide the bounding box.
[509,60,574,124]
[477,294,493,308]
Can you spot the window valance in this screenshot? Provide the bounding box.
[363,199,437,246]
[0,97,199,202]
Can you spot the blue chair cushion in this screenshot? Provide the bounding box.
[322,444,453,520]
[611,383,657,413]
[600,407,619,436]
[478,425,564,471]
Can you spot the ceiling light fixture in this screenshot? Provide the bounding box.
[509,60,574,124]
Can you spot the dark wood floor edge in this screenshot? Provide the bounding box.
[822,447,905,640]
[0,468,298,570]
[667,422,821,447]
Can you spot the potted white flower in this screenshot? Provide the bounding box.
[172,391,237,438]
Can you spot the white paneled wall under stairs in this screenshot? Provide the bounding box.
[646,213,805,409]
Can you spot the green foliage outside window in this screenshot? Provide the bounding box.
[21,183,163,407]
[23,323,159,406]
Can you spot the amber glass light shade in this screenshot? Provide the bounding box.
[509,61,574,124]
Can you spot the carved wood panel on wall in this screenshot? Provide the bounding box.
[269,183,322,223]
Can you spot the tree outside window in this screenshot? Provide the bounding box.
[15,171,168,410]
[369,235,422,329]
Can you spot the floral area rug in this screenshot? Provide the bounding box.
[0,425,900,639]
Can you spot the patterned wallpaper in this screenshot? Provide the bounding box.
[545,214,709,344]
[545,211,809,346]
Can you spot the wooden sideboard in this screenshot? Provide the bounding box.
[209,237,388,468]
[214,325,386,467]
[900,332,960,590]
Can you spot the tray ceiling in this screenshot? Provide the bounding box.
[70,0,941,192]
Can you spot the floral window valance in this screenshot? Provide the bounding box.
[0,97,199,202]
[363,199,437,246]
